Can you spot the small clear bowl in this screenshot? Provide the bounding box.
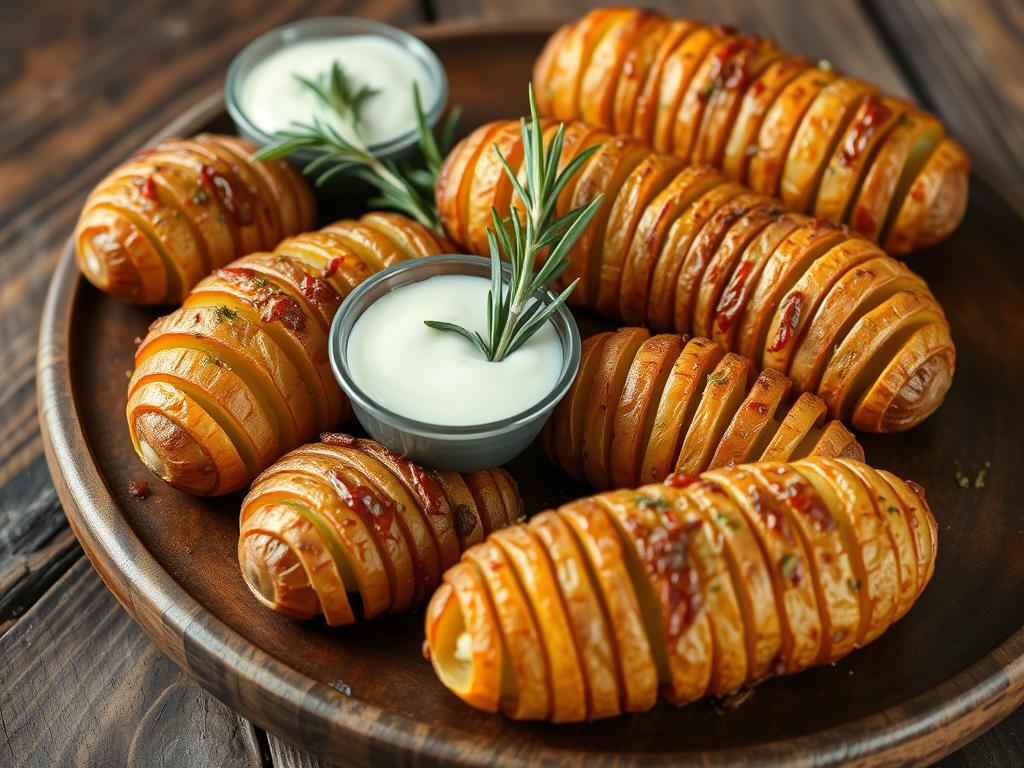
[225,17,448,169]
[328,255,582,472]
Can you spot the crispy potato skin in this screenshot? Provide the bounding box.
[76,134,315,304]
[127,213,450,496]
[425,457,938,721]
[239,435,522,627]
[438,120,955,431]
[529,9,968,253]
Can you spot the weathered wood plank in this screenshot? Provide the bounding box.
[866,0,1024,217]
[0,557,263,767]
[268,735,335,768]
[432,0,911,96]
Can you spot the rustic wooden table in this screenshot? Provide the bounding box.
[2,1,1022,765]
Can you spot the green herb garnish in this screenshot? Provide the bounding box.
[252,61,460,230]
[780,553,800,583]
[636,496,670,511]
[424,86,603,362]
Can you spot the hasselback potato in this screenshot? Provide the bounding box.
[75,134,315,304]
[127,213,451,495]
[437,120,955,432]
[541,328,862,489]
[425,457,936,721]
[531,7,969,254]
[239,434,523,625]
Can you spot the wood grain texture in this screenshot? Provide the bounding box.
[0,557,263,767]
[865,0,1024,218]
[269,735,334,768]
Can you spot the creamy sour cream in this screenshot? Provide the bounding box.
[347,275,563,426]
[240,36,434,146]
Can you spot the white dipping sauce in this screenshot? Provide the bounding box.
[347,275,563,426]
[240,36,433,146]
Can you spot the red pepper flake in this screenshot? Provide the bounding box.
[322,256,343,279]
[133,176,159,202]
[768,292,804,352]
[199,163,253,225]
[371,441,445,517]
[260,294,306,333]
[852,206,877,235]
[747,483,795,544]
[300,273,339,306]
[129,480,151,499]
[905,479,927,502]
[911,183,926,203]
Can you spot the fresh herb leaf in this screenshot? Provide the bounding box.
[424,85,602,362]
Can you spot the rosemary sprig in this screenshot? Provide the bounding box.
[251,61,460,230]
[425,85,603,363]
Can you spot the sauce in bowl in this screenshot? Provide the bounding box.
[239,35,435,147]
[346,274,563,426]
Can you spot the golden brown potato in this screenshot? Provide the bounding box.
[425,457,938,720]
[530,9,969,253]
[437,121,955,432]
[75,134,315,304]
[239,434,521,626]
[542,329,863,489]
[127,213,451,496]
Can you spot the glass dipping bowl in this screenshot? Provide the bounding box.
[225,17,448,168]
[328,255,582,472]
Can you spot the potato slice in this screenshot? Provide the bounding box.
[611,14,675,134]
[560,498,658,712]
[641,337,724,483]
[631,20,701,143]
[652,26,723,153]
[710,367,791,468]
[596,153,684,316]
[436,121,505,245]
[75,204,167,303]
[780,77,878,212]
[464,469,509,537]
[464,542,550,720]
[582,327,650,488]
[694,41,784,168]
[722,55,812,181]
[361,211,448,260]
[707,466,823,673]
[686,476,781,680]
[533,22,571,115]
[464,121,527,257]
[646,181,745,332]
[128,381,245,496]
[434,471,486,551]
[787,255,926,394]
[850,320,955,432]
[795,459,899,646]
[530,510,621,719]
[692,202,780,338]
[425,563,503,712]
[747,67,838,197]
[759,392,827,463]
[675,353,754,473]
[273,232,368,297]
[579,9,653,127]
[320,219,407,271]
[492,526,588,722]
[549,8,624,121]
[673,193,773,335]
[544,331,611,481]
[672,34,763,161]
[760,237,878,376]
[735,220,846,365]
[619,165,723,325]
[751,464,860,664]
[564,136,650,306]
[838,460,919,622]
[815,96,906,226]
[878,470,937,596]
[610,334,686,488]
[238,515,322,620]
[883,136,970,254]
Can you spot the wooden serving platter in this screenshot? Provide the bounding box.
[37,22,1024,767]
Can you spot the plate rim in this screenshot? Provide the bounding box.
[36,20,1024,767]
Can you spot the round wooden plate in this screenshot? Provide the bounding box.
[37,21,1024,767]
